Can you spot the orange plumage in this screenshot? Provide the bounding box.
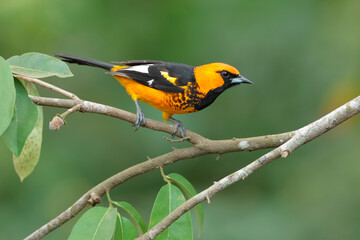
[56,54,253,138]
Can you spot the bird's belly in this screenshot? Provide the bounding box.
[114,76,196,114]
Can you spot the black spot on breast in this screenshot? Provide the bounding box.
[166,82,216,112]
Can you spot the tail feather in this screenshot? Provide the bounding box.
[55,54,114,71]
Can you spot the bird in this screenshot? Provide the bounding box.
[55,54,253,138]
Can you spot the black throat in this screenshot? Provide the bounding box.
[193,85,228,111]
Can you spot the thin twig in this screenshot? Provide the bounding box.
[160,167,170,183]
[48,104,83,131]
[15,75,80,100]
[138,95,360,240]
[61,103,83,118]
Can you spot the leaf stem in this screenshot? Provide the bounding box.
[106,191,113,208]
[160,167,170,183]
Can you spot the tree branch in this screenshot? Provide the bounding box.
[138,95,360,240]
[25,130,294,240]
[15,75,80,100]
[22,73,359,240]
[24,93,296,240]
[28,95,294,148]
[28,95,207,144]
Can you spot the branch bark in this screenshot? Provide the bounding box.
[24,131,294,240]
[25,94,295,240]
[138,95,360,240]
[22,74,359,240]
[28,95,206,144]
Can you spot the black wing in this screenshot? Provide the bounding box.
[110,62,195,93]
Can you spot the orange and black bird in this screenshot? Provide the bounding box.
[55,54,253,138]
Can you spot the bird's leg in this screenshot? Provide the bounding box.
[168,117,186,138]
[133,99,146,130]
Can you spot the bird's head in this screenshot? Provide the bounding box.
[194,63,253,94]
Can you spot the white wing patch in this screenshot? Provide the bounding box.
[147,79,154,86]
[121,64,153,74]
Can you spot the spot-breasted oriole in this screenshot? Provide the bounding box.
[56,54,253,138]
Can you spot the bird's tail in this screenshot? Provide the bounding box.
[55,54,114,71]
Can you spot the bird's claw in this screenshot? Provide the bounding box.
[133,110,146,131]
[172,122,186,138]
[169,118,186,139]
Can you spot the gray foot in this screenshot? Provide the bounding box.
[133,100,146,130]
[169,117,186,138]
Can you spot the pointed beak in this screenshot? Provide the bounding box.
[231,75,254,85]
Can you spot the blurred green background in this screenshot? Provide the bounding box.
[1,0,360,239]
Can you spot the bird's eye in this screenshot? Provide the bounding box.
[221,71,230,78]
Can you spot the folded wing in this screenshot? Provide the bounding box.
[110,62,195,93]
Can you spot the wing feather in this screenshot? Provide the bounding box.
[110,62,195,93]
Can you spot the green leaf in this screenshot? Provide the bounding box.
[112,201,147,234]
[7,52,73,78]
[68,207,117,240]
[166,173,204,234]
[2,78,38,157]
[13,83,43,181]
[0,56,16,136]
[114,213,138,240]
[149,183,193,240]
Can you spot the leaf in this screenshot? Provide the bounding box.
[166,173,204,234]
[114,213,138,240]
[2,78,38,157]
[149,183,193,240]
[13,83,43,181]
[112,201,147,234]
[7,52,73,78]
[68,207,117,240]
[0,56,16,136]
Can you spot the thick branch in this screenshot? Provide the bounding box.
[23,74,359,240]
[24,131,294,240]
[28,95,294,148]
[139,95,360,240]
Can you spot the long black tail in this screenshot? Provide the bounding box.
[55,54,114,71]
